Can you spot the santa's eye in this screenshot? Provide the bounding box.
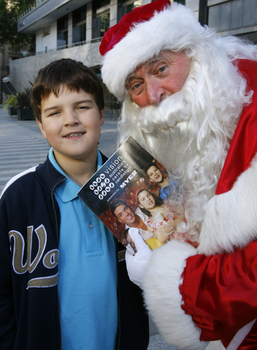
[158,66,167,73]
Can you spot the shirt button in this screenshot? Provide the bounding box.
[89,223,94,229]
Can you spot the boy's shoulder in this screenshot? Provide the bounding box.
[1,165,38,198]
[0,157,66,200]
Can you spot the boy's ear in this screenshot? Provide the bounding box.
[36,119,47,139]
[100,109,104,126]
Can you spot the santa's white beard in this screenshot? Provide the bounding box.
[118,58,251,242]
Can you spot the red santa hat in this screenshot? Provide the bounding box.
[100,0,204,100]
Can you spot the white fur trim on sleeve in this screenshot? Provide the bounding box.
[198,154,257,255]
[142,240,209,350]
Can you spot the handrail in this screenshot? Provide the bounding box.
[35,37,102,56]
[17,0,49,21]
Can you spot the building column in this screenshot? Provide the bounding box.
[86,2,93,42]
[142,0,151,5]
[68,12,73,46]
[110,0,118,27]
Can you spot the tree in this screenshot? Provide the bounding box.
[0,0,35,53]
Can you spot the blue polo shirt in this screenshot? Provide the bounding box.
[49,148,118,350]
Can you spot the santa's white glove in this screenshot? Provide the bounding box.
[125,228,152,288]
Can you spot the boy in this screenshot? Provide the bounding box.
[0,59,149,350]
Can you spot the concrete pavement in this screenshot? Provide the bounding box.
[0,106,179,350]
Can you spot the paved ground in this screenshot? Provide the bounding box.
[0,106,180,350]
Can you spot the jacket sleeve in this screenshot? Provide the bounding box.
[0,197,16,349]
[142,239,257,350]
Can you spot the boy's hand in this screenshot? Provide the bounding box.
[125,228,152,287]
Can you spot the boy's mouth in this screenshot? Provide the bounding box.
[64,132,85,138]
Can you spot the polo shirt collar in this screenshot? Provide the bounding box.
[48,148,103,203]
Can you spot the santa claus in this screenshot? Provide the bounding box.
[99,0,257,349]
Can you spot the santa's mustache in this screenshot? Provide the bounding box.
[133,89,191,133]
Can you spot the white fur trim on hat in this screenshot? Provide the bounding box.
[142,240,209,350]
[198,153,257,255]
[101,3,205,100]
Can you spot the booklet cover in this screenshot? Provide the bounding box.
[78,137,186,253]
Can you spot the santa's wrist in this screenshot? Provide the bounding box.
[142,240,208,350]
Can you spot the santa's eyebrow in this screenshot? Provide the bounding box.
[145,55,165,67]
[125,54,167,88]
[125,73,140,88]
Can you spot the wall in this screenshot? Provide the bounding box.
[36,21,57,53]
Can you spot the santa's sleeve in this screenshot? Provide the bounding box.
[142,239,257,350]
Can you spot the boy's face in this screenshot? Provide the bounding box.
[147,165,163,183]
[37,86,104,165]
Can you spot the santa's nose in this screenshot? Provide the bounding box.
[146,81,165,105]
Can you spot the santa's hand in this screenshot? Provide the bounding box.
[125,228,152,288]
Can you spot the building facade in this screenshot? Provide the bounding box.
[9,0,257,106]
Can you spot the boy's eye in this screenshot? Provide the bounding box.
[77,105,89,110]
[49,111,60,117]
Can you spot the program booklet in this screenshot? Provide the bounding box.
[77,137,185,253]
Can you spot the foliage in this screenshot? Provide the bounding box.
[0,0,35,51]
[3,94,18,110]
[16,87,32,109]
[3,87,32,110]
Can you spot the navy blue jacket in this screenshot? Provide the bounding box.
[0,155,149,350]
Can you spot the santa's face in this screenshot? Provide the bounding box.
[126,50,191,107]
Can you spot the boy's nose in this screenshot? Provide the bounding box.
[64,110,79,125]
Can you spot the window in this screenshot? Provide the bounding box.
[73,5,87,43]
[208,0,257,33]
[92,1,110,39]
[118,0,142,21]
[57,15,68,48]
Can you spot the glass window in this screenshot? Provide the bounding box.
[243,0,255,27]
[208,5,220,30]
[219,2,231,31]
[117,1,142,21]
[92,1,110,39]
[209,0,257,33]
[73,5,87,43]
[231,0,243,30]
[92,11,110,38]
[57,15,68,48]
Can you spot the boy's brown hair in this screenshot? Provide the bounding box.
[30,58,104,122]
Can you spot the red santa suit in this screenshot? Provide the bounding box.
[99,1,257,349]
[142,59,257,350]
